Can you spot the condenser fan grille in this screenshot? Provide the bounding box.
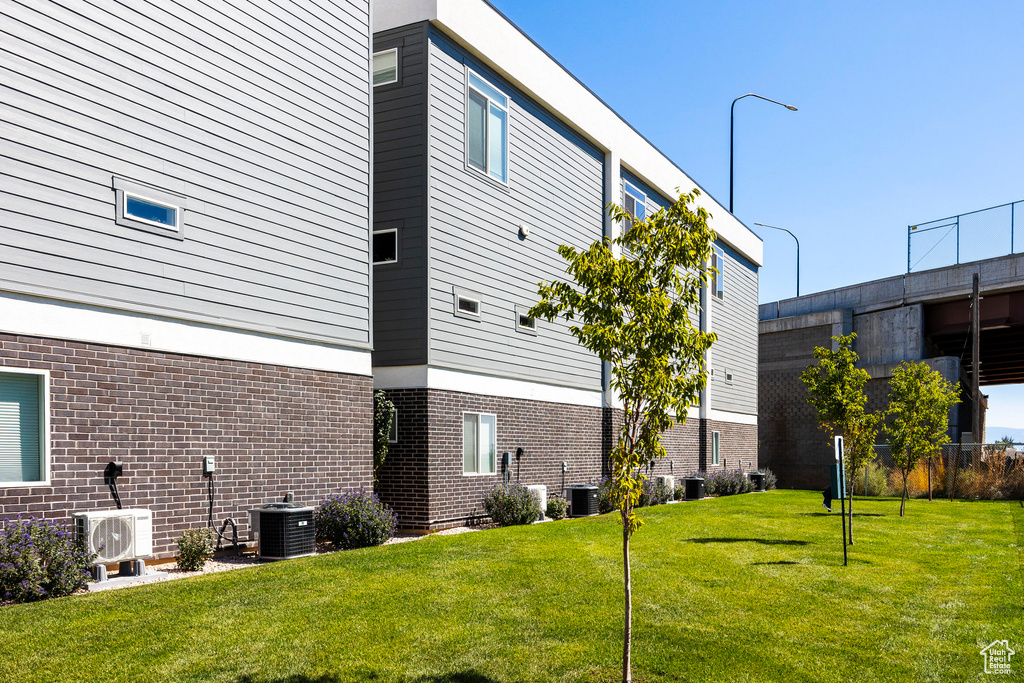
[92,516,134,563]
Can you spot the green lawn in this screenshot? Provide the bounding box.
[1,490,1020,682]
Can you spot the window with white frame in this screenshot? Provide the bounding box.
[466,69,508,184]
[624,181,647,222]
[0,369,49,486]
[454,288,482,319]
[515,305,536,335]
[463,412,496,475]
[372,48,398,86]
[372,229,398,265]
[113,177,184,239]
[389,409,398,444]
[711,246,725,300]
[711,430,721,466]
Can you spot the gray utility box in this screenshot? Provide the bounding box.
[749,472,766,492]
[565,485,599,517]
[684,477,705,500]
[250,504,315,560]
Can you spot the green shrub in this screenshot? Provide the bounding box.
[852,462,888,497]
[545,496,569,521]
[0,517,94,603]
[176,527,215,571]
[316,489,398,550]
[763,468,778,491]
[674,482,686,501]
[597,478,615,514]
[483,483,541,526]
[638,477,672,507]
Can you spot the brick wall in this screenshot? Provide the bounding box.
[0,333,373,557]
[376,388,429,524]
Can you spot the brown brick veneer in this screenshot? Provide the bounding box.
[0,334,373,557]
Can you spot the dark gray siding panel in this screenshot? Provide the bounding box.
[426,32,604,390]
[710,253,759,414]
[372,22,430,366]
[0,0,371,346]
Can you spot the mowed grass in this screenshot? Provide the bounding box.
[0,490,1020,683]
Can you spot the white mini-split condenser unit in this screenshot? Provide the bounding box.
[73,509,153,564]
[655,475,675,491]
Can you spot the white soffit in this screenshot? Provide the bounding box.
[373,0,763,267]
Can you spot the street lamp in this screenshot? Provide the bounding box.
[730,93,798,214]
[755,222,801,298]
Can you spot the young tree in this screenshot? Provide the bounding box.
[799,333,874,543]
[530,189,715,683]
[885,361,960,516]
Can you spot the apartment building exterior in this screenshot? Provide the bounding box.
[0,0,375,557]
[371,0,762,529]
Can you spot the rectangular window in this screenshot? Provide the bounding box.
[372,229,398,265]
[725,370,734,384]
[388,409,398,444]
[515,305,537,335]
[712,431,721,466]
[454,287,482,319]
[373,48,398,86]
[113,177,185,239]
[0,369,49,486]
[463,412,497,475]
[711,247,725,300]
[466,69,508,184]
[624,181,647,222]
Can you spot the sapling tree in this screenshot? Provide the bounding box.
[799,333,875,543]
[885,361,960,516]
[530,189,715,683]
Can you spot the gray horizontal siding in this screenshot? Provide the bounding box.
[426,33,604,390]
[372,22,430,366]
[0,0,371,347]
[711,253,759,414]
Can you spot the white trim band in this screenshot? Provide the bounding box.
[373,365,603,408]
[0,293,372,376]
[707,408,758,426]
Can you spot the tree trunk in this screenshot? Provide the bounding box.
[622,510,632,683]
[927,459,933,502]
[900,473,908,517]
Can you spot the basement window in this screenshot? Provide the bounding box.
[113,177,185,239]
[373,48,398,86]
[454,288,482,319]
[515,305,537,335]
[373,229,398,265]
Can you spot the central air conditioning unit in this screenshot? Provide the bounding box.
[73,509,153,564]
[655,475,675,491]
[250,504,315,560]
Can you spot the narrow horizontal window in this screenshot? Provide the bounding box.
[125,195,178,229]
[373,48,398,86]
[373,229,398,265]
[458,297,480,315]
[518,314,535,330]
[453,286,483,320]
[624,181,646,222]
[514,305,537,335]
[112,177,185,239]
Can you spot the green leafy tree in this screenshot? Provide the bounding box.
[530,189,715,683]
[799,333,874,543]
[885,361,960,516]
[994,435,1015,452]
[373,390,396,490]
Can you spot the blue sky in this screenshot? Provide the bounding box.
[488,0,1024,431]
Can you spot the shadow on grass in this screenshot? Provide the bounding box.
[751,560,800,565]
[797,512,885,517]
[685,537,810,546]
[235,676,344,683]
[409,672,501,683]
[234,670,498,683]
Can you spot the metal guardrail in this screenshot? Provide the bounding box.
[908,200,1022,272]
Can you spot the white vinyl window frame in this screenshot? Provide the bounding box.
[514,305,537,335]
[711,246,725,300]
[711,430,721,466]
[453,287,482,320]
[0,367,50,488]
[462,412,497,475]
[372,48,399,87]
[465,67,509,185]
[623,181,647,222]
[372,228,399,265]
[112,177,185,240]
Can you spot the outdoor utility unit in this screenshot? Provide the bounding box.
[250,504,315,560]
[73,509,153,564]
[749,472,766,491]
[655,475,675,492]
[524,484,547,519]
[565,485,599,517]
[684,477,705,500]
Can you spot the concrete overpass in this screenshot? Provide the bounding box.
[758,253,1024,488]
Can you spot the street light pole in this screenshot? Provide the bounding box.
[730,93,798,214]
[755,222,801,298]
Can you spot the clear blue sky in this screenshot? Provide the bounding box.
[489,0,1024,431]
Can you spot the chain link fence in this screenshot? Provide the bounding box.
[859,444,1024,500]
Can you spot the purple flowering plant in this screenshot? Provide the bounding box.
[315,489,397,550]
[0,516,95,604]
